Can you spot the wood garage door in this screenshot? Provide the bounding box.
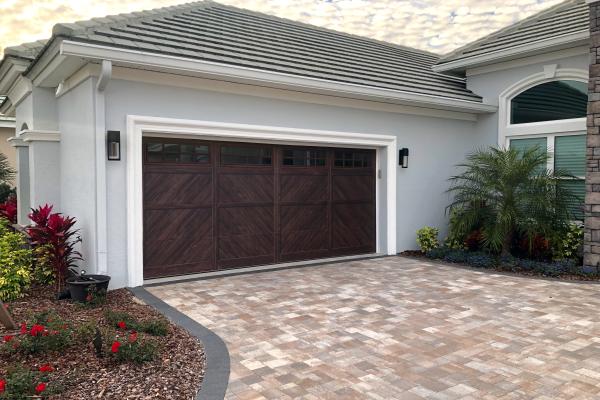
[143,138,376,279]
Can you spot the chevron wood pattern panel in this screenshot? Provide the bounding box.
[143,139,375,278]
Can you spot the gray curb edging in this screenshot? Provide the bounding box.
[129,287,230,400]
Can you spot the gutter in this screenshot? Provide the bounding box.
[434,30,590,73]
[60,40,497,114]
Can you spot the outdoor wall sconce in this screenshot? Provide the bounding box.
[399,148,409,168]
[107,131,121,161]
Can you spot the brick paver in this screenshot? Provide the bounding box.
[149,257,600,399]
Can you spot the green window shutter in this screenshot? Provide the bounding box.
[510,138,548,174]
[554,135,586,177]
[558,179,585,220]
[509,137,548,156]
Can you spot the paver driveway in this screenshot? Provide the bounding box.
[149,257,600,399]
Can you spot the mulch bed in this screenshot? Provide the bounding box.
[1,288,205,399]
[400,251,600,282]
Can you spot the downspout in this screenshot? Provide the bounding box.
[95,60,111,275]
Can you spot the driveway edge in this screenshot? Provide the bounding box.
[129,287,230,400]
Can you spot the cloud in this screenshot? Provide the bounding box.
[0,0,565,56]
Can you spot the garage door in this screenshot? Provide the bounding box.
[142,138,376,278]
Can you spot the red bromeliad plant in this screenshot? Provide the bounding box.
[27,205,83,292]
[0,195,17,224]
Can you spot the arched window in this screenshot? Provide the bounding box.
[510,80,587,124]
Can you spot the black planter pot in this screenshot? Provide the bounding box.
[66,275,111,303]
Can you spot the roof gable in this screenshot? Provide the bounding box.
[436,0,588,72]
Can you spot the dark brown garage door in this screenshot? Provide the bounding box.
[143,139,376,279]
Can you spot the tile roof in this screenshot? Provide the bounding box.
[437,0,588,70]
[3,1,483,103]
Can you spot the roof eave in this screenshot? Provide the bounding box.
[433,30,590,73]
[60,39,496,114]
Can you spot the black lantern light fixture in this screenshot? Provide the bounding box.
[399,148,409,168]
[107,131,121,161]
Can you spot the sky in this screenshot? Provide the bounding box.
[0,0,565,56]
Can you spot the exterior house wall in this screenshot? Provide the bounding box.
[86,77,481,288]
[466,53,589,148]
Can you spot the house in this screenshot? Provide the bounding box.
[0,0,589,288]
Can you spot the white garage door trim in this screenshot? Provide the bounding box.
[126,115,397,287]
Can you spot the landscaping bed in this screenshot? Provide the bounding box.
[0,287,205,399]
[401,249,599,282]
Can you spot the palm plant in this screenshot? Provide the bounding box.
[447,146,575,257]
[0,152,15,184]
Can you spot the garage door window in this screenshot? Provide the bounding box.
[221,146,272,165]
[145,142,209,164]
[282,149,326,166]
[334,151,372,168]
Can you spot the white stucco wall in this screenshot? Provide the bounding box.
[57,78,98,274]
[466,52,590,147]
[94,77,481,287]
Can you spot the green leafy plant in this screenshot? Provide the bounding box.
[2,313,74,355]
[416,226,439,253]
[0,364,60,400]
[0,220,33,301]
[104,310,169,336]
[552,223,583,261]
[108,332,159,364]
[447,146,574,257]
[0,183,15,205]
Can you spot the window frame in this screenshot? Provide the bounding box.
[497,68,588,148]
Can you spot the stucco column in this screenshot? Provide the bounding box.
[585,0,600,268]
[23,131,61,213]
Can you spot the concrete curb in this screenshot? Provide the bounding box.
[129,287,230,400]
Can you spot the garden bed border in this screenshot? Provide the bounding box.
[400,255,600,285]
[129,287,230,400]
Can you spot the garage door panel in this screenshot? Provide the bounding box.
[280,205,328,232]
[145,208,212,241]
[218,206,274,235]
[218,173,274,204]
[144,171,212,207]
[333,174,374,202]
[218,233,275,261]
[332,204,375,250]
[280,174,328,203]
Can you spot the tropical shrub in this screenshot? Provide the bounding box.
[447,147,573,256]
[0,195,17,224]
[416,226,439,252]
[0,220,33,301]
[0,152,14,186]
[466,252,497,269]
[551,223,583,261]
[27,205,82,291]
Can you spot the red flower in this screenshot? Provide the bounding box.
[129,331,138,343]
[3,335,13,343]
[35,382,46,393]
[117,321,126,330]
[111,341,121,353]
[30,324,45,337]
[39,364,53,373]
[0,379,5,393]
[86,293,93,302]
[20,323,27,334]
